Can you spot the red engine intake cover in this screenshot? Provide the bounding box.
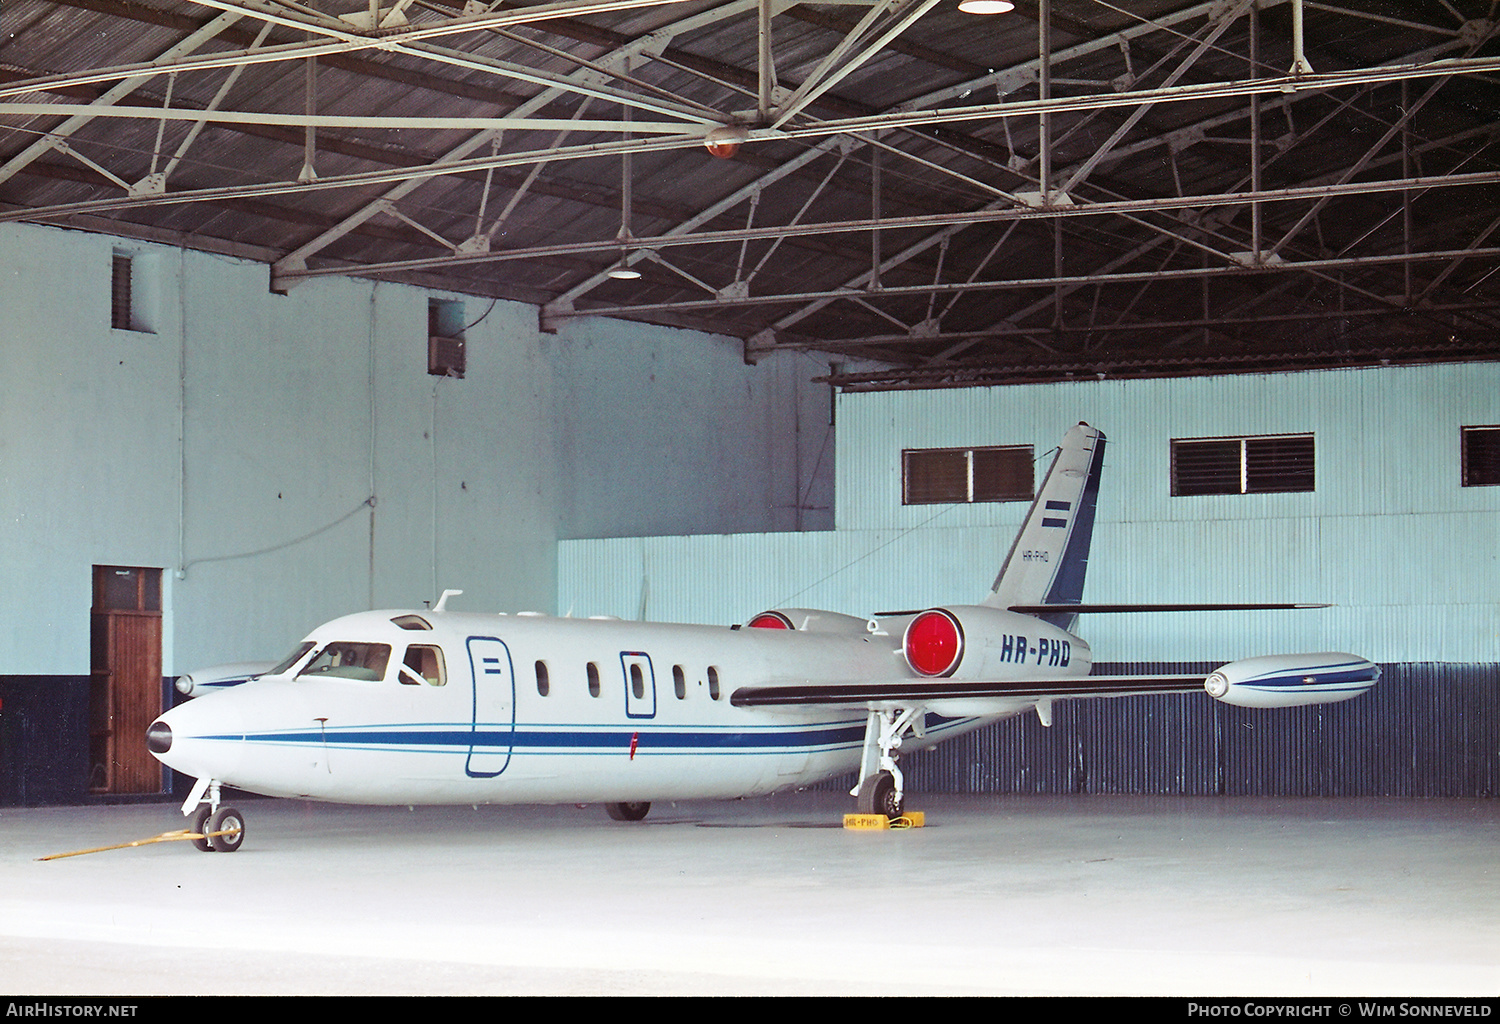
[748,611,794,630]
[904,609,963,677]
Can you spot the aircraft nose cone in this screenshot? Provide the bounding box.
[146,720,172,754]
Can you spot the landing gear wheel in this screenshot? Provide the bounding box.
[207,806,246,853]
[190,805,213,852]
[605,801,651,822]
[856,772,902,818]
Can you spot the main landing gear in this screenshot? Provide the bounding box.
[183,777,245,853]
[606,801,651,821]
[853,708,925,818]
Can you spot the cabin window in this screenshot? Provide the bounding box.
[629,663,645,699]
[903,446,1033,505]
[707,666,721,701]
[587,662,601,698]
[299,642,392,682]
[1171,433,1315,495]
[673,665,686,700]
[400,645,445,686]
[535,660,550,696]
[1462,426,1500,486]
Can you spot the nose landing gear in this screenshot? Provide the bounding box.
[184,778,245,853]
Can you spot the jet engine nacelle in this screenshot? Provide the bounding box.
[745,608,873,634]
[173,661,276,698]
[1205,652,1380,708]
[899,605,1091,679]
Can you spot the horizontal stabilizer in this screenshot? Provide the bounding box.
[730,674,1203,708]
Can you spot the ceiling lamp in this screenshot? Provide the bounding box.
[957,0,1014,12]
[704,124,750,159]
[607,260,642,280]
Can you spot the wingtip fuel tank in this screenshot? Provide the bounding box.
[1205,653,1380,708]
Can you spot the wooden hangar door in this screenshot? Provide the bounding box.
[90,566,163,794]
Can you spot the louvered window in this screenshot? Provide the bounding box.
[1171,434,1315,495]
[109,250,157,333]
[1462,426,1500,487]
[903,446,1033,504]
[111,254,133,330]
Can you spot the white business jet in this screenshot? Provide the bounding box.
[146,423,1378,851]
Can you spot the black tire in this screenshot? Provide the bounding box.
[190,805,213,853]
[856,772,902,818]
[208,806,246,853]
[605,801,651,822]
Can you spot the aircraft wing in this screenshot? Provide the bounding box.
[1005,603,1330,614]
[730,673,1204,709]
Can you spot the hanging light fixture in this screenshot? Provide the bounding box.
[957,0,1014,13]
[607,98,643,282]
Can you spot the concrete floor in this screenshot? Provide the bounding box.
[1,792,1496,996]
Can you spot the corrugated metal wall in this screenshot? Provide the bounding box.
[835,364,1500,530]
[891,664,1500,798]
[0,677,90,806]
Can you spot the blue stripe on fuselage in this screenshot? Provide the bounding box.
[204,721,866,753]
[195,716,983,756]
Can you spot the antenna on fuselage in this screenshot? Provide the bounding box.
[434,589,463,612]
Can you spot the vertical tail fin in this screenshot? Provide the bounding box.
[984,423,1106,631]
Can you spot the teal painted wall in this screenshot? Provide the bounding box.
[0,221,835,677]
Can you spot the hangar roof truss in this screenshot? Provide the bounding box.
[2,0,1499,388]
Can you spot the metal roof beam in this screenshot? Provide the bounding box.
[0,0,702,103]
[269,0,770,283]
[237,169,1500,284]
[768,0,942,130]
[8,50,1500,221]
[1059,0,1251,197]
[538,245,1500,320]
[761,38,1500,342]
[0,9,242,188]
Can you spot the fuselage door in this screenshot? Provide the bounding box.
[466,636,515,777]
[621,651,656,720]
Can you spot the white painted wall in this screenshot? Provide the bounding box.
[1,222,833,676]
[560,364,1500,664]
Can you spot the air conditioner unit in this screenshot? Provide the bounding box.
[428,334,465,378]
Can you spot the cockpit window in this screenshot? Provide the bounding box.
[400,645,446,686]
[298,642,392,682]
[391,615,432,631]
[268,641,316,676]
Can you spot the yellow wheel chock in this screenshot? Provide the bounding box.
[842,811,925,830]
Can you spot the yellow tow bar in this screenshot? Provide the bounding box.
[35,827,240,861]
